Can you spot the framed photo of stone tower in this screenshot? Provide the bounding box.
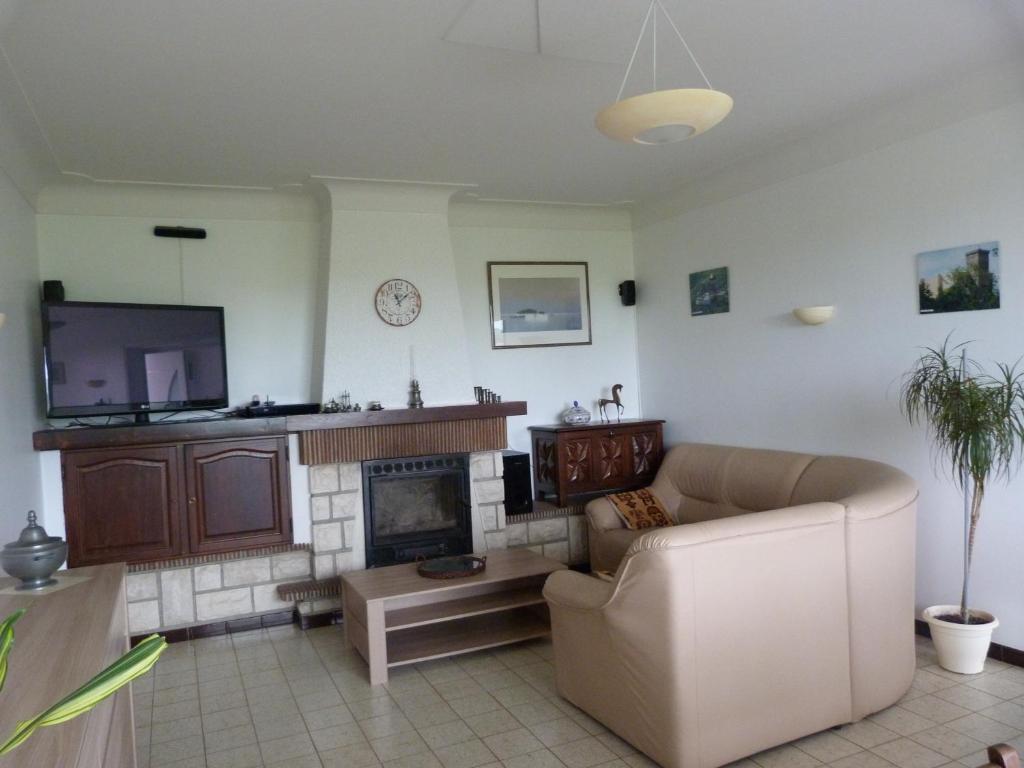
[918,241,1000,314]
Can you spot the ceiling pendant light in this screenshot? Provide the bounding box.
[596,0,732,145]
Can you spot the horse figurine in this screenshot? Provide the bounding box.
[598,384,624,423]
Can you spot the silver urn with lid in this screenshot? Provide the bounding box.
[1,511,67,590]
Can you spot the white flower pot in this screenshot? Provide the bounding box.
[922,605,998,674]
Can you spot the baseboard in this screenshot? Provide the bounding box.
[131,609,296,646]
[915,619,1024,668]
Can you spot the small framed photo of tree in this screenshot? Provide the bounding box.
[487,262,592,349]
[918,242,1000,314]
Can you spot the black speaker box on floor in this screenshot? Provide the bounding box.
[42,280,65,302]
[619,280,636,306]
[502,450,532,517]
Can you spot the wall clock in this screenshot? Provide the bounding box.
[374,278,422,327]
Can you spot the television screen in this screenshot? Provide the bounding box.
[43,301,228,419]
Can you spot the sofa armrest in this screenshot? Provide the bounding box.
[585,496,624,532]
[543,570,614,612]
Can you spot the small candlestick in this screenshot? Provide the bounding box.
[409,379,424,409]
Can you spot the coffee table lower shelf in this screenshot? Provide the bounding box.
[387,606,550,667]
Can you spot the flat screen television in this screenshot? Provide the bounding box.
[42,301,228,421]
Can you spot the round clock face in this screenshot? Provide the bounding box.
[375,278,422,327]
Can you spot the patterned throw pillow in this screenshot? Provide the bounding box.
[607,487,673,530]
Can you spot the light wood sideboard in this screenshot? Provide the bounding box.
[341,549,566,685]
[0,564,135,767]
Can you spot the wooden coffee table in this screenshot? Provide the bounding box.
[341,549,566,685]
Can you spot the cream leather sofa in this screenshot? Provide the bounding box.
[542,443,917,768]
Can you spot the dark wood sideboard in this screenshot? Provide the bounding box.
[34,420,293,567]
[529,419,664,507]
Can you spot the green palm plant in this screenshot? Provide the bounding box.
[900,336,1024,622]
[0,608,166,754]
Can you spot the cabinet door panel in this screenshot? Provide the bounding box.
[186,438,291,554]
[597,434,630,483]
[63,446,183,566]
[631,430,662,478]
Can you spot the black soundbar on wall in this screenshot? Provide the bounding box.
[154,226,207,239]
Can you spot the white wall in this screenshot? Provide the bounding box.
[36,185,321,408]
[0,165,43,544]
[317,181,474,408]
[633,101,1024,647]
[451,202,639,454]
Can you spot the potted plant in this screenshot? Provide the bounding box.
[900,337,1024,673]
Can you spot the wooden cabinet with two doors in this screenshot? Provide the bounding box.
[61,436,292,567]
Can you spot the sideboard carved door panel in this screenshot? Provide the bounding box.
[529,420,664,507]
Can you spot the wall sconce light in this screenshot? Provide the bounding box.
[793,306,835,325]
[0,313,6,330]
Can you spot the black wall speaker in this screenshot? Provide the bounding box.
[618,280,636,306]
[502,450,532,518]
[42,280,65,302]
[154,225,207,239]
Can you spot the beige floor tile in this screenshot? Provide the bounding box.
[393,688,447,711]
[403,702,463,730]
[202,690,249,714]
[828,751,896,768]
[371,731,432,762]
[621,753,660,768]
[834,720,900,749]
[259,732,317,763]
[868,707,937,736]
[484,729,546,760]
[253,712,309,742]
[266,755,322,768]
[385,752,445,768]
[911,670,958,695]
[932,686,1004,712]
[456,653,509,677]
[978,701,1024,729]
[492,685,547,709]
[419,720,477,750]
[203,706,253,733]
[508,701,567,729]
[502,749,570,768]
[155,684,200,706]
[206,743,263,768]
[528,718,591,748]
[308,721,367,752]
[472,670,527,692]
[750,744,823,768]
[318,741,383,767]
[153,699,202,724]
[151,734,207,767]
[965,675,1024,701]
[303,704,356,731]
[208,722,259,751]
[449,693,504,718]
[900,696,973,724]
[350,695,404,721]
[435,678,490,702]
[596,732,637,758]
[944,713,1020,743]
[360,711,416,740]
[870,738,946,768]
[465,709,524,739]
[793,731,861,763]
[243,669,288,690]
[549,736,617,768]
[433,738,499,768]
[151,715,203,745]
[909,725,987,759]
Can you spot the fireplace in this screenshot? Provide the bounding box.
[362,454,472,567]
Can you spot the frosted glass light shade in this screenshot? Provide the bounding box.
[0,313,5,330]
[596,88,733,144]
[793,306,835,325]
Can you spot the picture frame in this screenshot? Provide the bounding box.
[917,241,1000,315]
[487,261,592,349]
[689,266,730,316]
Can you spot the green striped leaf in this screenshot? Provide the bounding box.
[0,633,167,755]
[0,610,26,694]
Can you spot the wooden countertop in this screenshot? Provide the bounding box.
[32,402,528,452]
[0,564,131,767]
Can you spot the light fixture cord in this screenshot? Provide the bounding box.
[616,0,656,102]
[652,4,657,91]
[655,0,714,90]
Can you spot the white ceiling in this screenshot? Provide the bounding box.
[1,0,1022,204]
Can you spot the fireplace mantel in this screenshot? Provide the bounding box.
[293,401,527,465]
[284,401,525,432]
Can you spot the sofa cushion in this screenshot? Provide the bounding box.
[607,488,673,530]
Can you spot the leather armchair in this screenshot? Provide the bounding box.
[547,443,918,768]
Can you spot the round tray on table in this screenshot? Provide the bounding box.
[416,555,487,580]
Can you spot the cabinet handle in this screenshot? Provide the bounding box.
[188,497,197,505]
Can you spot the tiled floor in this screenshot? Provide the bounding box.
[133,628,1024,768]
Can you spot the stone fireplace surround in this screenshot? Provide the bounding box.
[121,402,589,633]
